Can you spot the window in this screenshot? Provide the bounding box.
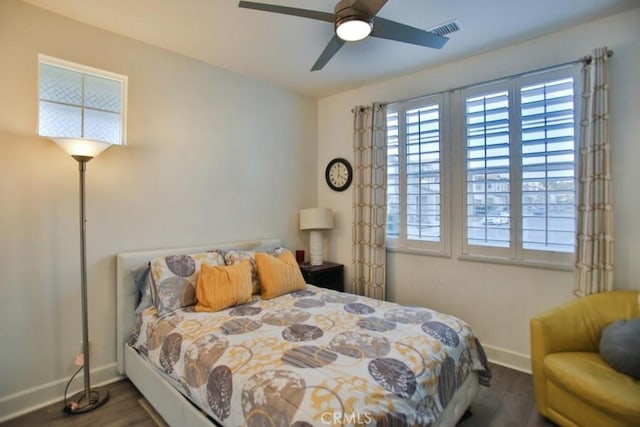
[462,68,579,265]
[520,77,576,254]
[464,88,511,250]
[387,65,580,267]
[386,94,449,254]
[38,54,127,145]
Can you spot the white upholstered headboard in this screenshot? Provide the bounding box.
[115,238,282,374]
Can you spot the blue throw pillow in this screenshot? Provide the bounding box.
[599,318,640,379]
[130,263,153,314]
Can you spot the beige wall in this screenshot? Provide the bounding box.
[318,9,640,370]
[0,0,317,418]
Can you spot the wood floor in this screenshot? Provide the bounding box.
[2,363,556,427]
[459,364,556,427]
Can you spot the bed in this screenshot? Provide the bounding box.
[116,239,490,426]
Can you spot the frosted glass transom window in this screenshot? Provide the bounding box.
[38,55,127,145]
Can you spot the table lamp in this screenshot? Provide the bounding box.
[299,208,333,266]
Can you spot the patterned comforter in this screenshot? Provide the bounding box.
[128,285,490,426]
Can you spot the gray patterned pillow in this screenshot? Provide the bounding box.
[599,318,640,379]
[150,251,224,315]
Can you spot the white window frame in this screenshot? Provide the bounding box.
[37,54,128,145]
[386,93,451,257]
[459,66,581,269]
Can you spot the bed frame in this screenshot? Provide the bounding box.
[116,238,479,426]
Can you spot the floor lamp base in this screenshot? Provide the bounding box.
[64,389,109,414]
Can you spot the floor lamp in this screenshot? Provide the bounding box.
[52,137,111,414]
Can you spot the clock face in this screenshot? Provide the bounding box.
[325,158,352,191]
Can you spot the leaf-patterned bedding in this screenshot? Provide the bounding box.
[128,285,491,426]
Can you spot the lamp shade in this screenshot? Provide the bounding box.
[300,208,333,230]
[52,137,113,158]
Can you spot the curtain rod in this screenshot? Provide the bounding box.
[390,49,613,105]
[583,49,614,65]
[504,49,614,81]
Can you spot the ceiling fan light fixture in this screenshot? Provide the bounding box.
[238,0,448,71]
[335,15,372,41]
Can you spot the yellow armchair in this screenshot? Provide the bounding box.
[530,291,640,427]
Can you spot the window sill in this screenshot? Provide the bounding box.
[386,245,574,272]
[386,246,451,259]
[458,254,574,272]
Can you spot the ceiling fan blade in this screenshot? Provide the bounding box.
[351,0,388,17]
[371,17,448,49]
[311,35,346,71]
[238,1,334,23]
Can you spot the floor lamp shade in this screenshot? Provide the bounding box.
[53,137,112,414]
[299,208,333,266]
[52,137,113,159]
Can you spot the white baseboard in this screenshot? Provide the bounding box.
[0,363,122,423]
[483,344,532,374]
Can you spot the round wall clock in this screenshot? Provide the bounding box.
[325,158,353,192]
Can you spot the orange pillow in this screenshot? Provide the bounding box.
[255,250,306,300]
[195,260,252,312]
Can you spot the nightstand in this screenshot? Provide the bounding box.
[299,262,344,292]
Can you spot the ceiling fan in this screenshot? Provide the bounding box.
[238,0,449,71]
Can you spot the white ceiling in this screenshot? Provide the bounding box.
[22,0,638,98]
